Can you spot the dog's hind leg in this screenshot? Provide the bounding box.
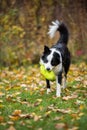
[46,79,51,94]
[62,60,70,89]
[62,73,67,89]
[56,72,62,97]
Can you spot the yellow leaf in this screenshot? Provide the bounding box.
[0,104,4,108]
[79,105,84,110]
[45,111,51,117]
[36,99,42,103]
[9,115,20,121]
[68,126,78,130]
[0,100,3,103]
[0,92,5,97]
[79,113,84,117]
[39,106,43,111]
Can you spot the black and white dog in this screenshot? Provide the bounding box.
[40,20,71,97]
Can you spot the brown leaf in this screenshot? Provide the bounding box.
[0,92,5,97]
[7,125,16,130]
[19,113,33,119]
[34,99,42,107]
[54,116,63,121]
[55,123,66,129]
[12,110,22,116]
[56,109,72,114]
[68,126,78,130]
[0,116,4,123]
[62,95,78,101]
[7,121,14,125]
[34,115,41,122]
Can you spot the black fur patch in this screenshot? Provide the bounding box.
[41,46,51,63]
[41,55,48,63]
[51,52,60,66]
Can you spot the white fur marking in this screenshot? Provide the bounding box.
[62,76,66,89]
[47,88,51,94]
[56,83,61,97]
[48,20,60,38]
[56,76,61,97]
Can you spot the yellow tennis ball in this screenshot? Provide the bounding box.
[40,64,56,81]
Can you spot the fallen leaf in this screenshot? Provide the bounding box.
[54,116,63,121]
[38,128,43,130]
[55,123,66,129]
[7,125,16,130]
[12,110,22,116]
[7,121,14,125]
[56,109,72,114]
[0,100,3,103]
[71,113,78,119]
[0,92,5,97]
[44,111,51,117]
[34,115,41,121]
[68,126,78,130]
[79,104,85,110]
[0,104,4,108]
[75,100,84,105]
[19,113,33,119]
[34,99,42,106]
[79,113,84,117]
[0,116,4,122]
[9,115,20,121]
[62,95,78,101]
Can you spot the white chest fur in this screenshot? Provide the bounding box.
[53,63,62,75]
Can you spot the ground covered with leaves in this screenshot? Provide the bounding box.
[0,62,87,130]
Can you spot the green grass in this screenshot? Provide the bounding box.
[0,87,87,130]
[0,64,87,130]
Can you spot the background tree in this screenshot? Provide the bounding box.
[0,0,87,66]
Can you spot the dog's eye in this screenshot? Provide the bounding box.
[42,56,48,63]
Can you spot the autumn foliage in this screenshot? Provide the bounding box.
[0,62,87,129]
[0,1,87,129]
[0,0,87,66]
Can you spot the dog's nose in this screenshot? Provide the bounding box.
[46,68,50,71]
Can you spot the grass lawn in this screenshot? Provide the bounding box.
[0,62,87,130]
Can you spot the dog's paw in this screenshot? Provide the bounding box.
[47,88,51,94]
[62,85,66,89]
[56,93,61,97]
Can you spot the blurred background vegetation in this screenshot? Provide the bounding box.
[0,0,87,67]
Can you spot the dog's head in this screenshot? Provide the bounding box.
[40,46,62,71]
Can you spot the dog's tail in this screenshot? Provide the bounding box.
[48,20,69,44]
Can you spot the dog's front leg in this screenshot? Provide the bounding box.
[56,72,62,97]
[46,79,51,94]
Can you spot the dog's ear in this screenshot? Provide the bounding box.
[44,45,50,54]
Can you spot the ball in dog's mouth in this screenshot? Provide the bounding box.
[40,64,56,81]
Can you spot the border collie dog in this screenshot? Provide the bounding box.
[40,20,71,97]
